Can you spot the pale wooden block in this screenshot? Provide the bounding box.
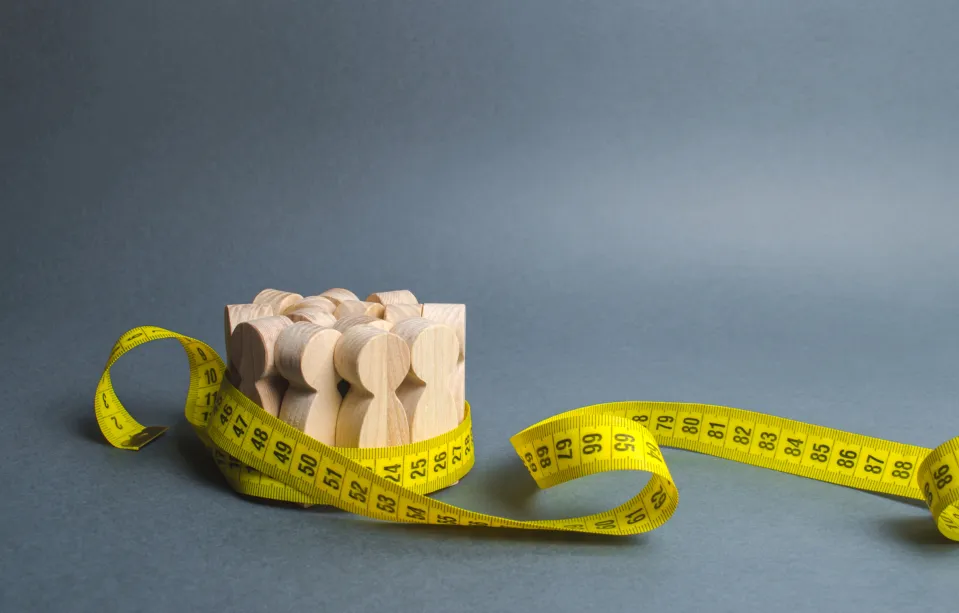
[366,290,418,305]
[318,288,359,306]
[275,323,342,445]
[393,317,460,443]
[333,314,393,333]
[252,289,304,315]
[289,296,336,313]
[286,307,337,327]
[421,303,466,422]
[224,304,274,384]
[334,300,385,320]
[383,303,423,325]
[230,315,293,416]
[333,326,411,447]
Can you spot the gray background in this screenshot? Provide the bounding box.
[2,1,958,611]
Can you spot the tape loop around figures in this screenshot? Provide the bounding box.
[94,326,959,538]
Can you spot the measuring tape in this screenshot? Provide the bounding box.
[95,326,959,539]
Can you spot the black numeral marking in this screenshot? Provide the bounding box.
[381,463,402,483]
[892,460,913,480]
[934,464,953,490]
[410,458,427,479]
[348,480,368,503]
[250,427,268,451]
[322,468,342,490]
[297,453,318,477]
[707,422,726,440]
[273,440,292,464]
[614,433,635,452]
[582,433,603,455]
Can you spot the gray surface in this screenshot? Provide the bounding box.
[2,1,958,611]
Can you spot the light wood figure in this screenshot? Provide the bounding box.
[383,303,422,325]
[230,316,293,416]
[319,288,359,306]
[252,289,305,315]
[366,290,418,305]
[421,303,466,422]
[286,307,337,327]
[275,323,342,445]
[224,304,274,385]
[333,326,411,447]
[393,318,460,442]
[289,296,336,313]
[333,314,393,333]
[334,300,385,320]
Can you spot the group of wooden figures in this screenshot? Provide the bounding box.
[225,288,466,450]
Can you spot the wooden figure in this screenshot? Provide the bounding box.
[230,316,293,416]
[274,323,342,445]
[421,303,466,423]
[333,314,393,333]
[366,290,418,305]
[333,326,411,447]
[289,296,336,313]
[334,300,385,320]
[286,307,337,327]
[383,303,422,325]
[319,288,359,306]
[393,318,460,442]
[252,289,304,315]
[224,304,274,385]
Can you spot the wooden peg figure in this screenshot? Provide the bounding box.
[319,288,359,306]
[252,289,304,315]
[333,314,393,333]
[334,300,385,320]
[421,303,466,422]
[383,303,422,325]
[230,316,293,416]
[333,326,411,447]
[392,317,460,442]
[224,304,274,385]
[275,323,342,445]
[286,307,337,327]
[366,290,418,305]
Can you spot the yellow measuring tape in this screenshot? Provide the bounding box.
[95,326,959,539]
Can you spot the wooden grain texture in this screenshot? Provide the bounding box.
[224,304,274,385]
[333,326,411,447]
[289,296,336,313]
[421,303,466,422]
[333,314,393,333]
[393,317,460,442]
[252,289,304,315]
[334,300,385,320]
[286,307,337,327]
[383,303,423,325]
[318,288,359,306]
[274,322,342,445]
[366,289,418,305]
[229,315,293,416]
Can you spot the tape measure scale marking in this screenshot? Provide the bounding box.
[94,326,959,539]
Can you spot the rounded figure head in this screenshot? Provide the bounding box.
[286,307,336,327]
[230,316,292,381]
[333,314,393,333]
[334,326,410,393]
[252,289,304,315]
[319,288,359,306]
[275,322,342,389]
[392,318,459,385]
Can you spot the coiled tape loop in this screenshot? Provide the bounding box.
[95,326,959,539]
